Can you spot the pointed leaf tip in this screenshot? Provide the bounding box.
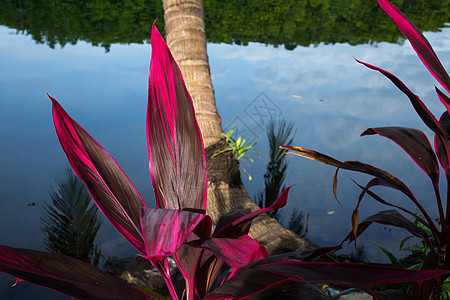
[50,96,147,255]
[214,186,292,238]
[0,246,155,299]
[361,127,439,185]
[147,19,207,212]
[377,0,450,94]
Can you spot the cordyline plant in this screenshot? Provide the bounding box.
[0,18,446,300]
[282,0,450,299]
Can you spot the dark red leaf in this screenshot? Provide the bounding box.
[354,59,450,177]
[282,145,416,200]
[206,259,446,299]
[195,252,228,299]
[147,24,207,213]
[187,235,267,269]
[436,87,450,114]
[239,281,331,300]
[355,59,447,137]
[212,210,251,237]
[50,94,146,255]
[249,247,342,266]
[436,111,450,174]
[140,207,209,265]
[362,127,439,184]
[214,187,292,238]
[173,244,203,300]
[377,0,450,94]
[352,178,440,244]
[353,178,432,230]
[343,210,429,244]
[0,246,155,300]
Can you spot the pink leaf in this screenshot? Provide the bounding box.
[361,127,439,184]
[436,87,450,113]
[0,246,155,299]
[214,187,292,238]
[206,259,447,299]
[147,23,207,213]
[378,0,450,94]
[187,235,267,269]
[140,207,209,265]
[355,59,450,176]
[50,94,147,255]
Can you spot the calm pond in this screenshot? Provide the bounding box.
[1,0,450,298]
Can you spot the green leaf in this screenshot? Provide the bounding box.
[371,241,401,268]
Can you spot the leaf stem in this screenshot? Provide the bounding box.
[155,260,179,300]
[446,174,450,221]
[433,182,446,228]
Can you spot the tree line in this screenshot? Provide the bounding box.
[1,0,449,51]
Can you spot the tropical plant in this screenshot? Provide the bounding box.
[213,129,260,180]
[0,17,446,300]
[282,0,450,298]
[213,130,260,163]
[42,167,101,266]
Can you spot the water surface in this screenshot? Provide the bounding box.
[1,0,450,298]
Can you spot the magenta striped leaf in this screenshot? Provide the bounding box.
[0,246,155,300]
[352,178,430,227]
[140,207,209,265]
[206,259,447,299]
[50,94,147,255]
[195,210,268,298]
[173,244,203,300]
[361,127,439,184]
[355,59,448,138]
[146,24,209,300]
[353,178,439,235]
[147,23,207,213]
[192,186,290,297]
[281,145,416,201]
[282,144,442,235]
[378,0,450,94]
[214,187,292,238]
[187,235,267,269]
[355,59,450,175]
[436,112,450,179]
[343,210,429,244]
[436,87,450,113]
[257,260,447,285]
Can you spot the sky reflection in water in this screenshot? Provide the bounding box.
[1,24,450,296]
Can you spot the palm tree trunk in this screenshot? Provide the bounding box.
[162,0,316,254]
[162,0,221,148]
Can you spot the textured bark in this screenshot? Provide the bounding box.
[162,0,316,254]
[162,0,222,148]
[205,139,317,254]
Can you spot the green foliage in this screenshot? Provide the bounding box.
[1,0,450,51]
[372,241,401,268]
[399,213,436,262]
[213,130,260,181]
[204,0,450,49]
[373,212,449,297]
[41,167,101,266]
[0,0,164,51]
[214,130,260,162]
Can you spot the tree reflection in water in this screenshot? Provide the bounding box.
[41,168,101,266]
[256,118,309,238]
